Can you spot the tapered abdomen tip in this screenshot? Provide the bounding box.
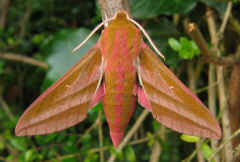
[110,131,124,148]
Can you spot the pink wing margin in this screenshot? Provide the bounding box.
[137,43,221,139]
[15,45,104,136]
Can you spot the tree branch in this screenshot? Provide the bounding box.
[0,0,10,29]
[184,21,239,66]
[218,2,232,35]
[97,0,130,20]
[0,95,14,121]
[206,7,233,162]
[0,53,48,69]
[208,62,220,162]
[208,127,240,161]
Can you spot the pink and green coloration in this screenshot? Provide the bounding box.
[15,11,221,147]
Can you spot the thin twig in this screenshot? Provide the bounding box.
[98,111,104,162]
[234,143,240,160]
[0,95,15,121]
[44,153,81,162]
[206,7,233,162]
[229,15,240,36]
[107,110,149,162]
[194,59,204,82]
[0,0,10,29]
[182,139,207,162]
[194,81,219,94]
[149,126,166,162]
[218,2,232,35]
[208,63,220,162]
[80,113,101,138]
[184,21,239,66]
[0,53,48,69]
[128,136,150,145]
[18,5,32,39]
[150,141,161,162]
[188,62,205,162]
[90,131,161,154]
[52,132,158,162]
[208,128,240,161]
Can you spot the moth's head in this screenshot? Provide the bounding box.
[114,10,128,20]
[108,10,130,24]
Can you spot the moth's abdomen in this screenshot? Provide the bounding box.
[103,93,136,147]
[103,63,137,147]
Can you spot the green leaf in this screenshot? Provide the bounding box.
[88,103,104,122]
[62,156,77,162]
[152,120,161,131]
[179,48,192,59]
[168,38,181,51]
[84,152,98,162]
[32,34,45,45]
[147,132,154,147]
[6,155,14,161]
[0,60,4,74]
[110,147,124,160]
[9,138,27,151]
[201,143,214,160]
[63,141,79,154]
[7,37,15,45]
[180,37,189,47]
[125,146,136,162]
[41,28,98,90]
[25,149,36,162]
[131,0,197,19]
[180,134,200,143]
[80,134,92,144]
[0,138,5,150]
[34,133,58,145]
[172,37,200,59]
[190,41,200,55]
[44,133,58,142]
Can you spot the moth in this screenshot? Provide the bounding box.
[15,11,221,147]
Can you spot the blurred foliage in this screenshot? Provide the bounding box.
[168,37,200,59]
[0,0,239,161]
[41,28,98,90]
[131,0,197,18]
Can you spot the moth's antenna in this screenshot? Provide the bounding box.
[103,12,109,27]
[127,16,165,60]
[72,14,117,53]
[72,22,105,53]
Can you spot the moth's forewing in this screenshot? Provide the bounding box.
[16,46,103,136]
[138,43,221,139]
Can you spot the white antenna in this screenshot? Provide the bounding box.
[72,22,104,53]
[72,13,117,53]
[103,12,109,27]
[127,15,165,60]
